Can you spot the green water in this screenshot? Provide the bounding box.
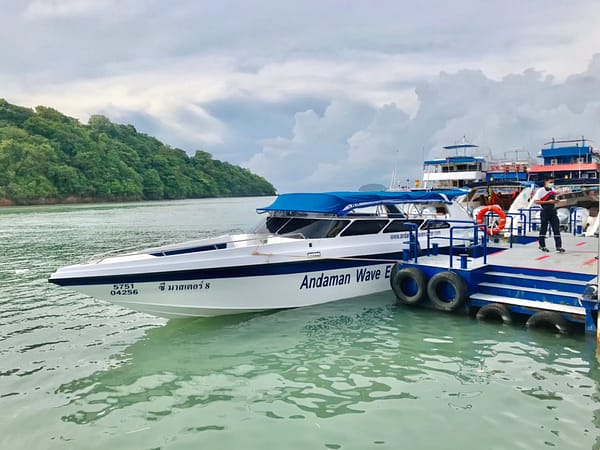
[1,198,599,450]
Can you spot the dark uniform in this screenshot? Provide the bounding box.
[534,186,562,250]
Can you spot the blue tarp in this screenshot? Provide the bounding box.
[257,190,466,215]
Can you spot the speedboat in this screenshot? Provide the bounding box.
[48,191,472,318]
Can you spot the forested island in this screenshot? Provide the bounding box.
[0,99,276,205]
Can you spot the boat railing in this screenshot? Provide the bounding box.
[568,206,588,236]
[504,212,528,241]
[401,222,419,263]
[518,206,542,233]
[516,206,586,236]
[424,220,486,267]
[422,214,527,267]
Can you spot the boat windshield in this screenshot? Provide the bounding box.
[250,217,350,238]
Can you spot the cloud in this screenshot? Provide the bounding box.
[2,1,600,193]
[245,55,600,192]
[23,0,122,18]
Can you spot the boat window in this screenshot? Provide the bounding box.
[384,204,407,218]
[278,218,350,238]
[340,220,389,237]
[249,216,290,234]
[426,220,451,229]
[383,219,424,233]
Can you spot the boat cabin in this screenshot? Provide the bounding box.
[528,138,600,183]
[253,191,468,239]
[422,144,487,189]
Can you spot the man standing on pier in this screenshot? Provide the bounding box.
[533,176,565,253]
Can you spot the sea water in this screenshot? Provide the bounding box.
[0,198,598,450]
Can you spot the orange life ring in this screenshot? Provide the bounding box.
[476,204,507,235]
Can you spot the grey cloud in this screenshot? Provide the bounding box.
[4,0,598,83]
[2,1,600,195]
[246,55,600,192]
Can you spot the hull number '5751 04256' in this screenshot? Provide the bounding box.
[110,283,139,296]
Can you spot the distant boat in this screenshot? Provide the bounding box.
[528,137,599,184]
[485,149,535,183]
[517,138,600,234]
[422,143,487,189]
[49,191,473,318]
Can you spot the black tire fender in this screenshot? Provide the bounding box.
[526,311,570,335]
[390,266,428,305]
[476,303,513,324]
[426,271,468,312]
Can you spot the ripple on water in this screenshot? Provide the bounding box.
[0,199,599,450]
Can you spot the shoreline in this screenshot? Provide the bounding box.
[0,193,276,207]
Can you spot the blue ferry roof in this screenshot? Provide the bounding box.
[539,145,593,158]
[443,144,479,150]
[258,191,465,215]
[424,156,485,165]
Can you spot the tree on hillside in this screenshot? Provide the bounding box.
[0,99,276,204]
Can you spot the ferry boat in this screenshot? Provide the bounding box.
[420,144,534,217]
[421,143,487,189]
[520,138,599,233]
[485,149,534,183]
[528,137,599,184]
[48,191,473,318]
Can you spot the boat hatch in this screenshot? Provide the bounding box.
[149,243,227,257]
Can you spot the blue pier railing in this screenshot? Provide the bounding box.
[401,222,419,263]
[424,220,488,268]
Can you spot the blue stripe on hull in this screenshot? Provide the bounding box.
[50,252,404,286]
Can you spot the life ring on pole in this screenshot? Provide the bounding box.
[390,265,428,305]
[476,204,507,235]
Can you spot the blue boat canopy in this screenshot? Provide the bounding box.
[258,191,466,215]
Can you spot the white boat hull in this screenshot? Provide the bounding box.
[71,262,396,318]
[49,191,475,319]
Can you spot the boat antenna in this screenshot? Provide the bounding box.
[388,148,401,190]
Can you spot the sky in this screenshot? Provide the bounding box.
[1,0,600,192]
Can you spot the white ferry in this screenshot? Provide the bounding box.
[422,143,487,189]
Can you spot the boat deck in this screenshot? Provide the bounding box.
[419,234,598,275]
[393,232,600,334]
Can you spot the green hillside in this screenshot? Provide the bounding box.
[0,99,275,205]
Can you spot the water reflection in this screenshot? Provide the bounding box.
[55,296,599,450]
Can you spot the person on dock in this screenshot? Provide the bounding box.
[532,176,565,253]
